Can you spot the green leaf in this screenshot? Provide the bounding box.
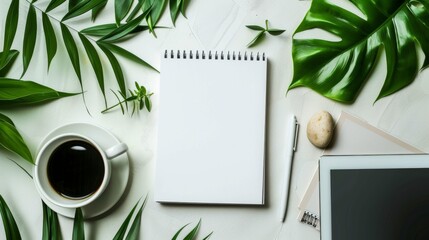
[0,78,79,108]
[78,33,106,105]
[0,195,21,240]
[49,208,60,240]
[183,219,201,240]
[144,96,151,112]
[126,0,145,22]
[115,0,134,25]
[0,113,13,125]
[0,113,33,164]
[112,197,147,240]
[42,13,57,71]
[142,0,155,14]
[42,202,50,240]
[60,23,82,86]
[99,42,158,72]
[170,0,182,25]
[69,0,85,11]
[246,25,265,31]
[1,0,19,66]
[98,43,126,95]
[92,0,108,21]
[46,0,66,12]
[63,0,109,21]
[0,50,19,77]
[81,23,119,36]
[124,197,147,240]
[21,5,37,78]
[267,29,285,36]
[247,31,266,48]
[147,0,167,34]
[42,202,61,240]
[289,0,429,103]
[171,224,190,240]
[81,24,149,37]
[180,0,188,17]
[72,208,84,240]
[112,201,139,240]
[407,1,429,69]
[202,232,213,240]
[98,12,149,42]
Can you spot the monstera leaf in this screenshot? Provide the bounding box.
[289,0,429,103]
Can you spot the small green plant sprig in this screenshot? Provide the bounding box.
[102,81,153,115]
[246,20,285,48]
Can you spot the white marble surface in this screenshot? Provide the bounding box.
[0,0,428,239]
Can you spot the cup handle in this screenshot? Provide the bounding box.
[105,142,128,159]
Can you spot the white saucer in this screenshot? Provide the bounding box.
[34,123,129,219]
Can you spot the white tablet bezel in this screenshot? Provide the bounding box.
[319,154,429,240]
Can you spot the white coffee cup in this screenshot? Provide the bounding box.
[34,133,127,208]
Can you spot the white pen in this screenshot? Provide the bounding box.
[280,115,299,222]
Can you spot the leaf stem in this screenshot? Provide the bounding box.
[24,0,98,43]
[101,99,127,113]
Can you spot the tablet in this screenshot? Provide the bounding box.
[320,154,429,240]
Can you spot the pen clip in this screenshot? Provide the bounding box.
[293,121,299,152]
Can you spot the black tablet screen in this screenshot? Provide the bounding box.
[331,168,429,240]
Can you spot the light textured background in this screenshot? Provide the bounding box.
[1,0,429,239]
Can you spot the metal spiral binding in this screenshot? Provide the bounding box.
[164,50,266,61]
[300,211,319,228]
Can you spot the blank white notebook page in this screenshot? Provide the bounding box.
[155,51,267,205]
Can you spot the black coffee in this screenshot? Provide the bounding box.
[47,140,105,199]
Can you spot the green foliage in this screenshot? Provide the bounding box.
[0,0,196,239]
[41,13,57,71]
[100,42,159,72]
[0,0,18,67]
[0,195,22,240]
[172,220,213,240]
[170,0,187,25]
[2,0,192,111]
[0,113,33,164]
[72,208,84,240]
[4,0,186,110]
[0,78,78,163]
[92,0,108,21]
[46,0,67,12]
[63,0,107,21]
[0,50,19,76]
[98,43,127,96]
[115,0,133,25]
[21,4,37,78]
[246,20,285,48]
[102,81,153,115]
[289,0,429,103]
[79,32,106,106]
[98,11,149,42]
[0,78,79,108]
[1,192,213,240]
[121,197,147,240]
[42,202,61,240]
[61,23,82,85]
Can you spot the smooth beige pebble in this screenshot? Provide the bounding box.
[307,111,334,148]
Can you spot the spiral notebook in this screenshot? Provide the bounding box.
[155,50,267,205]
